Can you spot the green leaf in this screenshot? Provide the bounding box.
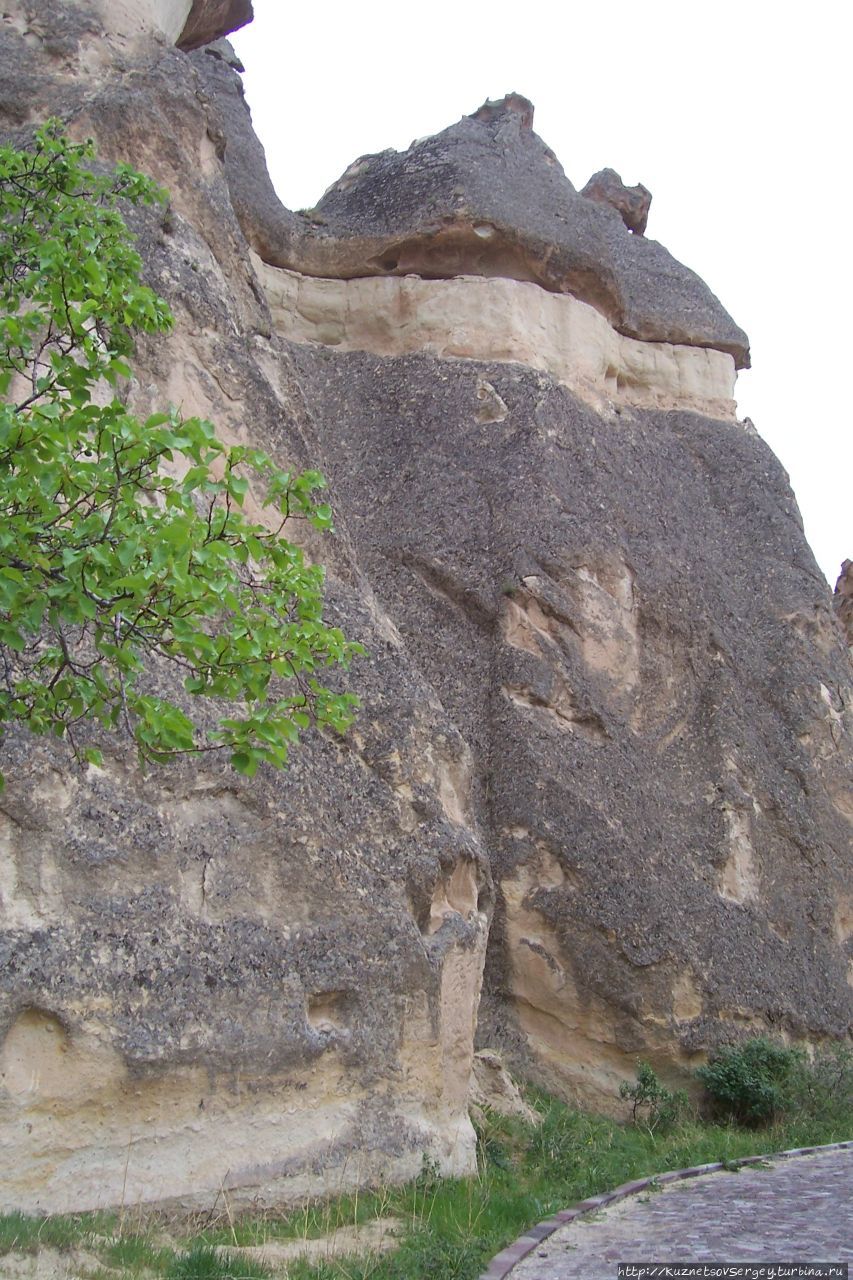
[230,751,258,777]
[228,474,249,504]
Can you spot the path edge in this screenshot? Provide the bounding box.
[478,1138,853,1279]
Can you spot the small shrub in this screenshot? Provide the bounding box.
[697,1037,803,1127]
[620,1061,690,1133]
[782,1043,853,1125]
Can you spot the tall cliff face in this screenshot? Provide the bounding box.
[1,1,851,1213]
[0,0,489,1213]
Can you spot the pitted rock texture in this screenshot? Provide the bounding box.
[0,3,489,1213]
[204,83,749,368]
[834,560,853,647]
[296,346,853,1109]
[581,168,652,236]
[0,0,850,1217]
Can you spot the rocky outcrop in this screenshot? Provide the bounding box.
[0,0,850,1215]
[12,0,252,48]
[294,347,852,1108]
[206,83,749,368]
[834,561,853,648]
[469,1048,540,1126]
[300,94,750,369]
[581,168,652,236]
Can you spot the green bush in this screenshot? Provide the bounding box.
[620,1061,690,1133]
[697,1037,804,1126]
[784,1043,853,1125]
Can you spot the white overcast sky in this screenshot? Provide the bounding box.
[233,0,850,586]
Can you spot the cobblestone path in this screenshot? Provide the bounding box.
[507,1149,852,1279]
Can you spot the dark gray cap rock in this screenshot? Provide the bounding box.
[216,90,749,368]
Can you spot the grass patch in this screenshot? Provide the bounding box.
[166,1244,273,1278]
[177,1084,852,1280]
[100,1232,175,1273]
[2,1052,850,1280]
[0,1209,117,1255]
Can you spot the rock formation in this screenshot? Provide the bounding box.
[1,0,850,1216]
[581,168,652,236]
[834,561,853,648]
[177,0,252,51]
[0,0,489,1214]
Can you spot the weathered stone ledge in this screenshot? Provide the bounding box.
[254,258,738,420]
[90,0,251,48]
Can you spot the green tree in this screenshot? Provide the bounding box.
[0,122,360,788]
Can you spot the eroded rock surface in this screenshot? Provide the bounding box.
[581,168,652,235]
[14,0,201,48]
[469,1048,540,1125]
[834,560,853,647]
[294,348,853,1109]
[0,0,850,1214]
[204,82,749,367]
[0,2,488,1213]
[177,0,253,50]
[254,261,737,420]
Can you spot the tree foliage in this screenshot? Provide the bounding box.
[0,122,360,788]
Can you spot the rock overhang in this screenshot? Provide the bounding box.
[70,0,254,50]
[177,0,253,50]
[245,91,750,370]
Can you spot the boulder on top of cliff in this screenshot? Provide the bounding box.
[581,168,652,236]
[231,92,748,367]
[177,0,253,50]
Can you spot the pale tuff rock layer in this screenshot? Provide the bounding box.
[255,260,737,420]
[469,1048,542,1126]
[1,0,851,1214]
[0,735,491,1213]
[86,0,194,44]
